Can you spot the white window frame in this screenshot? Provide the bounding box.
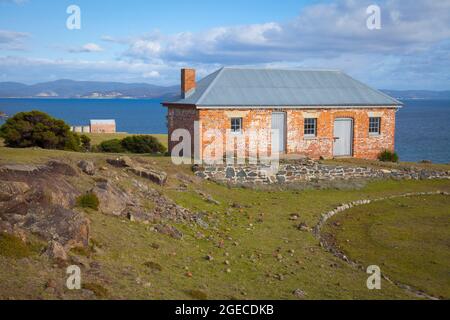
[304,118,317,138]
[230,117,243,134]
[369,117,381,136]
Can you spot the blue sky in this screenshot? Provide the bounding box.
[0,0,449,89]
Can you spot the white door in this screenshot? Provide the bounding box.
[333,118,353,157]
[271,112,286,153]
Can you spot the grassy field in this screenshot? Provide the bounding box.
[0,146,449,299]
[322,194,450,299]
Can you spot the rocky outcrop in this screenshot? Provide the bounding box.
[107,157,167,186]
[0,161,90,258]
[91,178,135,216]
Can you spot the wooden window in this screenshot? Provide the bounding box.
[304,118,317,137]
[369,117,381,135]
[231,117,243,133]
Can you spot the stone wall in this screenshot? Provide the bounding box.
[194,159,450,184]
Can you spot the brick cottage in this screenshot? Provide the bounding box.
[163,68,402,160]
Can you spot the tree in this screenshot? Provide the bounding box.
[0,110,81,151]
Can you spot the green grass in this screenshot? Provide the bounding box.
[323,194,450,299]
[0,146,449,299]
[0,234,42,259]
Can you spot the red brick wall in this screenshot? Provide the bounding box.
[181,69,196,95]
[167,105,198,154]
[167,106,397,160]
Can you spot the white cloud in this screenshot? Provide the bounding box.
[68,43,104,53]
[1,0,449,89]
[0,29,30,50]
[119,0,450,64]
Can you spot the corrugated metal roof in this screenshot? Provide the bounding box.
[165,67,402,107]
[90,119,116,125]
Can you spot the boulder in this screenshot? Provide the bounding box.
[78,160,95,176]
[128,167,167,186]
[106,156,134,168]
[45,241,68,261]
[154,224,183,239]
[92,179,134,216]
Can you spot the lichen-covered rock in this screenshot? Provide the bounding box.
[78,160,95,176]
[91,178,134,216]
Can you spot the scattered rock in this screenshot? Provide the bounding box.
[293,289,306,299]
[297,222,310,232]
[128,167,167,186]
[77,160,95,176]
[106,156,134,168]
[45,241,68,261]
[154,224,183,240]
[289,213,299,221]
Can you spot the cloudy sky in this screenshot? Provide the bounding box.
[0,0,449,90]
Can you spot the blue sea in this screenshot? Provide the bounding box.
[0,98,449,163]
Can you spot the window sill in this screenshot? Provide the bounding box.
[369,133,381,137]
[303,136,317,140]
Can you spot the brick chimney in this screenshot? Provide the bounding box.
[181,68,196,98]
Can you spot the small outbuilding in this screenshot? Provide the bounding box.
[163,67,402,160]
[90,119,116,133]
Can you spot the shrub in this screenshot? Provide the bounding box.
[120,135,166,154]
[0,110,81,151]
[378,150,399,162]
[76,192,100,211]
[99,139,125,153]
[80,134,91,151]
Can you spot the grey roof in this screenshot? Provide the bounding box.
[165,67,402,108]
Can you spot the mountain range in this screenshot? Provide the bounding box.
[0,80,449,100]
[0,80,179,99]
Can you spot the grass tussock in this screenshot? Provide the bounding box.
[0,234,43,259]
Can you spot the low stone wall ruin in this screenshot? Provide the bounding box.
[193,159,450,184]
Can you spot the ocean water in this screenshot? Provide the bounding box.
[0,98,449,163]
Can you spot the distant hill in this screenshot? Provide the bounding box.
[0,80,449,100]
[381,90,450,100]
[0,79,179,99]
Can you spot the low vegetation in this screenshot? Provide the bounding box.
[0,144,449,300]
[76,192,100,211]
[98,135,166,154]
[0,234,41,259]
[323,194,450,299]
[0,110,87,151]
[378,150,399,162]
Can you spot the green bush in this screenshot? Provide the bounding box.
[378,150,399,162]
[80,134,91,151]
[99,139,125,153]
[76,192,100,211]
[121,135,166,154]
[0,110,81,151]
[98,135,166,154]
